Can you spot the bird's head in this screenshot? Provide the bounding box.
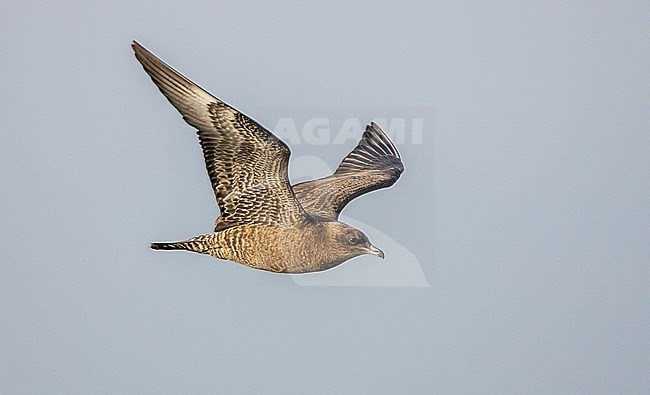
[323,221,384,263]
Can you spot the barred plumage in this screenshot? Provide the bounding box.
[133,41,403,273]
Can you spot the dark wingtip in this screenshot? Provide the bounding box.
[365,122,400,159]
[131,41,155,60]
[335,121,403,174]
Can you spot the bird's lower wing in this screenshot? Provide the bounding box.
[292,123,404,220]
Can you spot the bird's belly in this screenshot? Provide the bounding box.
[211,224,332,273]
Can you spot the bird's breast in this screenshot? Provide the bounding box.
[213,223,335,273]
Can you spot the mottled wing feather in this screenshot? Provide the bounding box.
[132,41,307,229]
[292,122,404,219]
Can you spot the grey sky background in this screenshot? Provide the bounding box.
[1,1,649,393]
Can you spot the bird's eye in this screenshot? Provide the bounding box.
[348,236,359,245]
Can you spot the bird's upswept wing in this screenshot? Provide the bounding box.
[292,123,404,220]
[132,41,308,230]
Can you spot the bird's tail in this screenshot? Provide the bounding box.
[150,241,187,250]
[150,235,213,254]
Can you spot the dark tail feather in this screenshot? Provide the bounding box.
[150,236,212,254]
[150,242,185,250]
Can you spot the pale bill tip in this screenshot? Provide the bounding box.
[368,244,385,259]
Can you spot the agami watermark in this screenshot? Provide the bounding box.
[272,117,424,146]
[257,107,433,287]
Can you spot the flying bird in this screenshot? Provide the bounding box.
[133,41,404,273]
